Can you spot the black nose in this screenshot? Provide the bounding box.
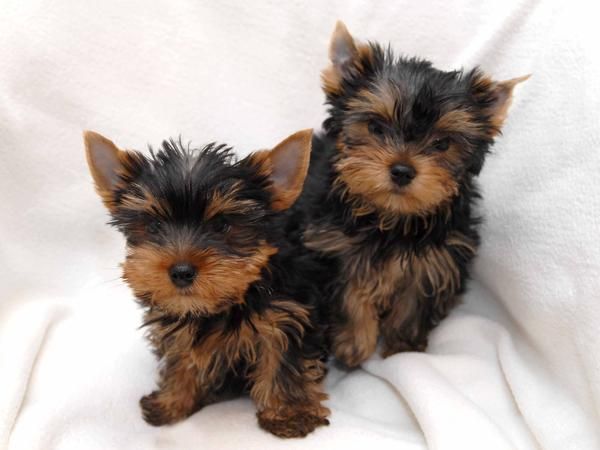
[390,164,416,187]
[169,263,197,288]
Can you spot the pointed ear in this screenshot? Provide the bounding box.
[268,129,313,211]
[83,130,128,210]
[329,21,358,70]
[472,72,530,134]
[250,129,313,211]
[322,21,365,95]
[487,75,530,130]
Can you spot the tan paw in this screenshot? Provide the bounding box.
[333,327,377,368]
[140,391,193,426]
[257,406,330,438]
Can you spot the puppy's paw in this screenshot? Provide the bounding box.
[333,332,375,368]
[140,391,190,426]
[257,407,330,438]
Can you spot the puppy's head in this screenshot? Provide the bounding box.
[84,129,312,317]
[322,21,528,217]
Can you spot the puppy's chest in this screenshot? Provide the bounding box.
[151,319,257,366]
[305,224,416,308]
[150,300,308,369]
[346,251,414,314]
[306,220,478,312]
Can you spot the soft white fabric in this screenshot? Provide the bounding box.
[1,0,599,448]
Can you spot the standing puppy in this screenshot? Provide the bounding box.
[85,129,330,438]
[294,22,527,367]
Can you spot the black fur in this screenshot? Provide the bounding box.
[110,140,329,372]
[325,44,498,176]
[288,41,504,363]
[97,138,331,436]
[293,134,481,260]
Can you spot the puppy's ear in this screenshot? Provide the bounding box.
[329,21,359,71]
[471,72,530,134]
[322,21,365,95]
[249,129,313,211]
[84,130,129,210]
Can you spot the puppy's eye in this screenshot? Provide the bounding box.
[211,216,231,234]
[146,220,161,235]
[368,121,385,137]
[432,137,451,151]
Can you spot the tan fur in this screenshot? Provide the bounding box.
[246,129,313,211]
[305,224,477,366]
[488,75,530,130]
[321,32,373,95]
[314,23,527,367]
[120,187,170,217]
[346,84,399,121]
[254,353,329,438]
[142,300,329,436]
[123,242,277,316]
[332,298,379,368]
[435,109,484,136]
[140,354,203,425]
[333,248,408,366]
[321,65,343,96]
[83,130,143,212]
[84,130,328,437]
[204,184,261,220]
[248,299,329,434]
[333,124,460,219]
[269,129,313,211]
[471,73,530,134]
[378,282,423,356]
[139,326,219,425]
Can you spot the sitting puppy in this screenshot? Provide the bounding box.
[293,22,528,367]
[84,129,330,438]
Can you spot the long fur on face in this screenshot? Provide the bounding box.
[321,23,526,219]
[106,141,277,316]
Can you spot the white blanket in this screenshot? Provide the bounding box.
[1,0,599,448]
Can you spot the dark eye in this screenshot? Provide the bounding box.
[211,216,231,234]
[145,220,161,235]
[432,137,451,151]
[368,120,385,137]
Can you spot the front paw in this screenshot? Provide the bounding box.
[333,330,376,368]
[257,406,330,438]
[140,391,192,426]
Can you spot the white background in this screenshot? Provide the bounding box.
[1,0,599,449]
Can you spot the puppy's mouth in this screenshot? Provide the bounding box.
[136,290,199,303]
[140,290,235,317]
[174,288,196,296]
[391,183,411,194]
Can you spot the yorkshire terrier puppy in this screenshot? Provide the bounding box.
[292,22,528,367]
[84,129,330,438]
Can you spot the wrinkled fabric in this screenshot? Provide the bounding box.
[1,0,599,449]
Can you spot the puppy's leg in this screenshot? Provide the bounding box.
[303,227,379,367]
[252,354,330,438]
[381,239,471,357]
[332,281,379,368]
[140,352,222,426]
[379,287,429,355]
[381,292,462,356]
